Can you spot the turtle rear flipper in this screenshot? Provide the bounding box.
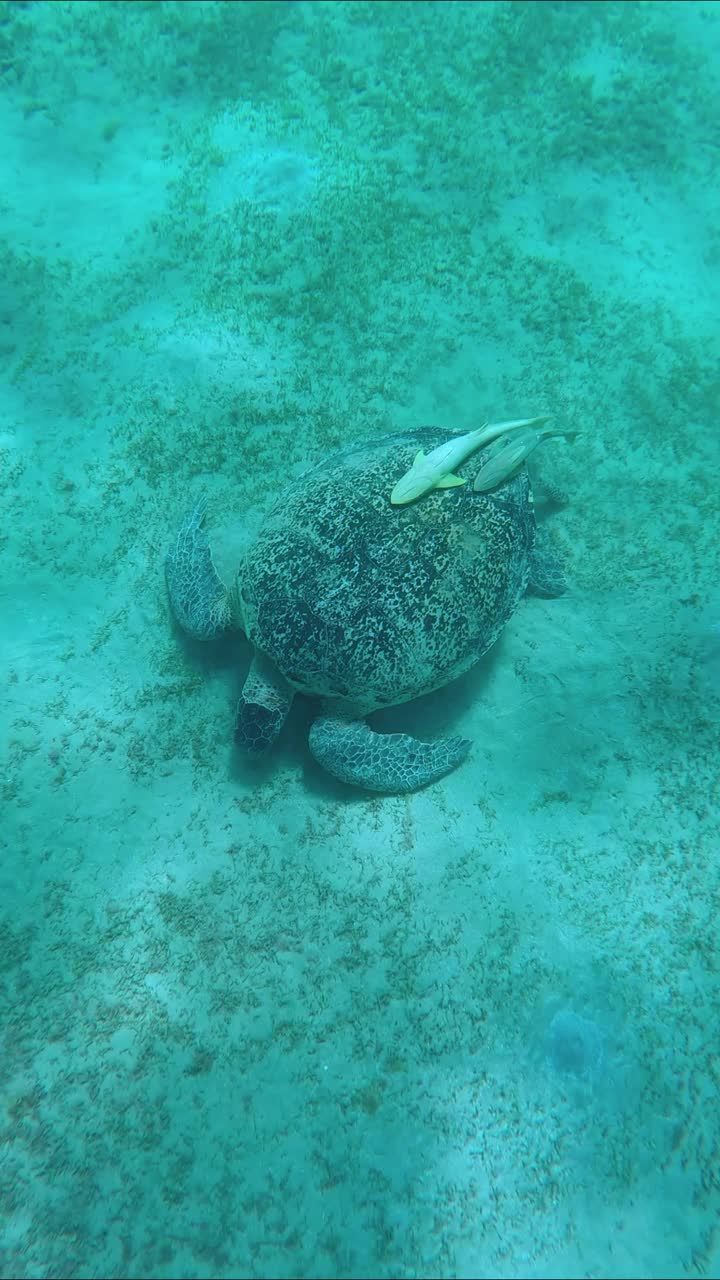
[527,539,567,598]
[166,502,234,639]
[309,714,470,793]
[236,654,294,753]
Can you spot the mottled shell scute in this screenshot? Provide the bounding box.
[238,428,536,715]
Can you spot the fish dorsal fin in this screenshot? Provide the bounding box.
[413,450,425,466]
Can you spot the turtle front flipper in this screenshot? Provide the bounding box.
[308,714,470,793]
[166,502,234,639]
[236,654,294,754]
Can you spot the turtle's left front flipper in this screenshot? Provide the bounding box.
[166,501,234,640]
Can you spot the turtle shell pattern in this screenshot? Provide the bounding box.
[237,428,536,716]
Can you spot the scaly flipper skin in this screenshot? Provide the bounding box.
[235,653,294,753]
[527,542,567,598]
[166,502,233,640]
[308,714,471,793]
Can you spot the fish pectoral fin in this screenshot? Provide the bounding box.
[413,450,425,465]
[435,472,467,489]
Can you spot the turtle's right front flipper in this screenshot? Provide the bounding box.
[308,714,470,793]
[166,502,233,640]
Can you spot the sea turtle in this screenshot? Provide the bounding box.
[165,426,566,793]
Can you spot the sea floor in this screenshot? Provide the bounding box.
[2,3,719,1277]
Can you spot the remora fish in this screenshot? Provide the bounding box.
[473,423,578,493]
[389,415,552,505]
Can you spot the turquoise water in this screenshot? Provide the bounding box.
[2,2,719,1276]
